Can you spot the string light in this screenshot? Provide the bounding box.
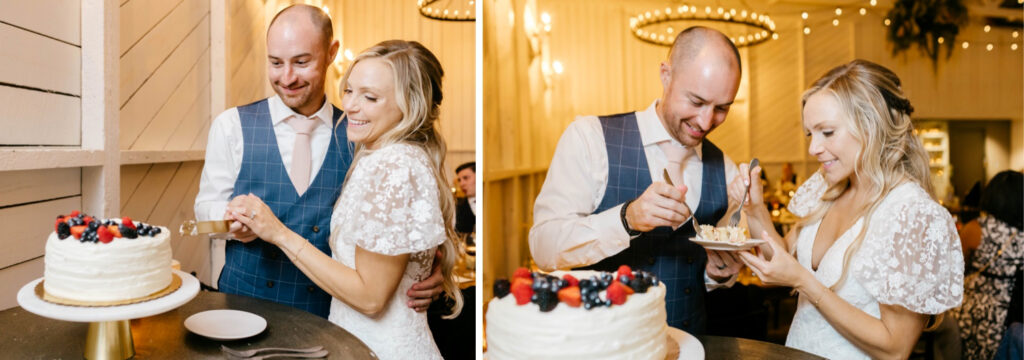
[986,43,994,51]
[835,8,842,16]
[1013,31,1019,39]
[870,0,877,6]
[938,37,944,44]
[629,4,776,48]
[859,8,866,16]
[1013,44,1019,51]
[801,12,808,20]
[833,19,839,26]
[883,18,891,26]
[417,0,474,21]
[962,41,969,49]
[984,25,991,33]
[804,26,811,35]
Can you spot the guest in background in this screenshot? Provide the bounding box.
[454,161,476,245]
[734,59,964,359]
[955,170,1024,360]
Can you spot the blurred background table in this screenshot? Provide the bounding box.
[0,291,375,359]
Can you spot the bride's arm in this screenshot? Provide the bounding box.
[796,272,927,359]
[281,231,408,316]
[229,197,409,316]
[741,230,929,359]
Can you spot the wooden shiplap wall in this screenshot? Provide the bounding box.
[118,0,212,281]
[0,1,83,310]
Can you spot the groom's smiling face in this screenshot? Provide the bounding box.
[266,10,333,117]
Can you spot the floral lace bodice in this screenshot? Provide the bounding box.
[785,172,964,359]
[326,143,444,360]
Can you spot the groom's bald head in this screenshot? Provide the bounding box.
[268,4,334,48]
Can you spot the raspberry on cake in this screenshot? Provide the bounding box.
[486,266,669,360]
[43,211,173,303]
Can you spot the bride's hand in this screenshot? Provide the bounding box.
[738,230,811,289]
[229,193,291,246]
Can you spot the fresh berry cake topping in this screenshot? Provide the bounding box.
[54,211,157,243]
[493,266,658,312]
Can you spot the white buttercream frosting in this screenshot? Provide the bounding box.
[485,270,668,360]
[44,224,172,302]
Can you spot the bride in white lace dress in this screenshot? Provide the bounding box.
[231,40,463,359]
[732,60,963,359]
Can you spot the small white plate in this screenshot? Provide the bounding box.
[667,327,705,360]
[184,309,267,340]
[691,237,766,251]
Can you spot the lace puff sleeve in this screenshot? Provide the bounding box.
[851,185,965,314]
[348,144,447,256]
[787,171,827,218]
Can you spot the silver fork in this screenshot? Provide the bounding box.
[663,169,702,233]
[221,345,324,358]
[729,158,760,227]
[228,350,329,360]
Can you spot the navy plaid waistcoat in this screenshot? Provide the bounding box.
[579,112,728,334]
[218,98,352,317]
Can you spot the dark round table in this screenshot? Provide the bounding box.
[0,291,376,359]
[696,335,827,359]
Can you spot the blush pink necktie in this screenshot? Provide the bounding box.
[658,141,689,186]
[287,116,319,195]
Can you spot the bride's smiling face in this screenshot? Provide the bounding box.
[342,58,403,149]
[803,91,862,185]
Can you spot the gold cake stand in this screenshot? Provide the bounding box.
[17,270,200,360]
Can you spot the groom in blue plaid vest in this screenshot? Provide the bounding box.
[195,5,442,317]
[529,27,747,334]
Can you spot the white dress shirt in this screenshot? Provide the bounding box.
[194,95,336,286]
[529,100,740,287]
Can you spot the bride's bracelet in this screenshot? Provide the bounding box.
[289,241,309,262]
[803,287,828,306]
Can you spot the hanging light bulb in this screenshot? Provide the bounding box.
[986,43,994,51]
[1013,31,1019,39]
[962,41,969,49]
[1012,43,1019,51]
[833,19,839,26]
[835,8,842,16]
[984,25,991,33]
[883,18,891,26]
[938,37,944,44]
[801,12,808,20]
[772,33,779,40]
[859,8,866,15]
[870,0,877,6]
[803,26,811,35]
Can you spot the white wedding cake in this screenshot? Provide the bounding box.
[485,267,669,359]
[44,211,173,303]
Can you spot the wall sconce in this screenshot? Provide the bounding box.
[523,0,560,87]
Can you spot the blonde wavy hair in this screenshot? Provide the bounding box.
[794,59,932,293]
[338,40,462,318]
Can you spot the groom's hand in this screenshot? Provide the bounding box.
[625,183,690,232]
[706,249,743,283]
[406,250,444,312]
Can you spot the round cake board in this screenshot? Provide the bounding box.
[17,269,200,323]
[667,327,704,360]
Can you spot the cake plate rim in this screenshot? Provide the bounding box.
[667,326,705,360]
[16,269,200,323]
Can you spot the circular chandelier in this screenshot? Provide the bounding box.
[417,0,475,22]
[630,5,777,48]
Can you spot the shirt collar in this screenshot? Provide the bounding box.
[637,99,703,160]
[268,95,334,128]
